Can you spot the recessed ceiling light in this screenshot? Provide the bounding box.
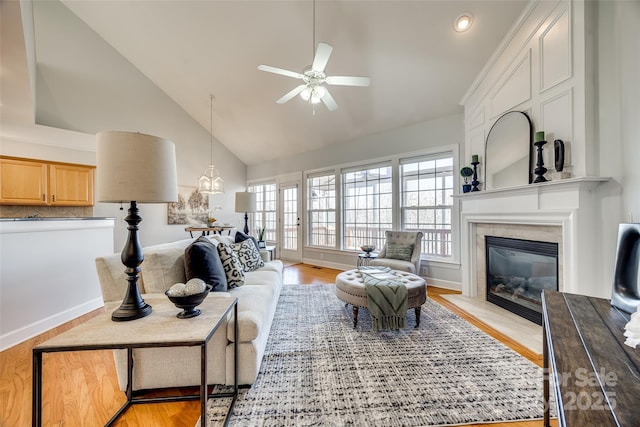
[454,13,473,32]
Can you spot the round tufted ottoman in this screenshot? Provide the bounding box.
[335,269,427,328]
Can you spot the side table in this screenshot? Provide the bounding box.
[259,245,276,262]
[542,290,640,427]
[32,295,238,426]
[357,252,378,267]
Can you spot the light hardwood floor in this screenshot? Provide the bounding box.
[1,263,555,426]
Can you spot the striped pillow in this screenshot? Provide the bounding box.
[386,243,414,261]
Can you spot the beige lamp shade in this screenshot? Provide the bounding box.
[96,131,178,203]
[235,191,257,213]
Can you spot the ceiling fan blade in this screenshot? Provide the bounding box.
[325,75,371,87]
[312,43,333,72]
[321,89,338,111]
[276,85,306,104]
[258,65,303,80]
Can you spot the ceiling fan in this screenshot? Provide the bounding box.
[257,42,370,111]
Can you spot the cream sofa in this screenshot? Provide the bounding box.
[95,233,283,390]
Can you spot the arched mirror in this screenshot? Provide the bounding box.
[484,111,532,190]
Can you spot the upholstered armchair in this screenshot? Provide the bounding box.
[369,230,424,274]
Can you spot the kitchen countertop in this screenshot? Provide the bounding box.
[0,217,114,221]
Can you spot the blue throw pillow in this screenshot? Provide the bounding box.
[184,236,227,292]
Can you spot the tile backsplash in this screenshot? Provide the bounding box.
[0,205,94,218]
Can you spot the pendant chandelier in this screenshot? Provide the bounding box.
[198,94,224,194]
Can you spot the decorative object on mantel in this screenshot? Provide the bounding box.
[549,139,571,181]
[471,155,480,192]
[533,131,548,183]
[96,131,178,321]
[198,94,224,195]
[460,166,474,193]
[610,223,640,314]
[235,191,256,234]
[484,111,533,190]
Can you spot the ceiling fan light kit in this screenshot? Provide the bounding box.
[257,42,370,112]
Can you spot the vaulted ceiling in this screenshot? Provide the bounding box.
[33,1,527,165]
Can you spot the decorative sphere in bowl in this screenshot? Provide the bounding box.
[165,283,212,318]
[360,245,375,254]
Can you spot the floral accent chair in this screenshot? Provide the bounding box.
[369,231,424,274]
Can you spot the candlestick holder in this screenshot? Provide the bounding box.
[471,161,480,191]
[533,140,548,183]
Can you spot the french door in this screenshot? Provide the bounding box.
[279,182,302,261]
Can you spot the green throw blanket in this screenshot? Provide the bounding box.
[359,266,408,331]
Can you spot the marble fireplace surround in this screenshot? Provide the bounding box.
[459,177,610,301]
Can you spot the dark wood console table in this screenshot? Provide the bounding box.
[542,290,640,427]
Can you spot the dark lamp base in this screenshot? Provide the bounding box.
[111,301,152,322]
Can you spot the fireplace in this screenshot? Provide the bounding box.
[485,236,558,325]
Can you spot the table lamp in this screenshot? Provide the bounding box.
[96,131,178,321]
[235,191,256,234]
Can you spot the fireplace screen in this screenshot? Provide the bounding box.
[485,236,558,325]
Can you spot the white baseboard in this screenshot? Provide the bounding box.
[426,278,462,292]
[301,258,352,272]
[0,297,104,351]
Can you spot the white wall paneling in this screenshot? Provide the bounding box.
[468,106,485,131]
[489,50,532,118]
[540,89,574,172]
[539,5,572,92]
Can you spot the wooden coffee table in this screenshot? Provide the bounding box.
[32,295,238,426]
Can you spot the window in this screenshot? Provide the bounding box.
[342,164,392,251]
[248,183,276,241]
[307,172,336,248]
[400,154,453,258]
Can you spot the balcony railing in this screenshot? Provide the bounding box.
[306,226,452,257]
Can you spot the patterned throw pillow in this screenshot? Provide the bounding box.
[216,242,245,288]
[234,231,259,252]
[386,243,414,261]
[230,239,265,272]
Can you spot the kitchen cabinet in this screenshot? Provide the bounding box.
[0,156,95,206]
[48,163,94,206]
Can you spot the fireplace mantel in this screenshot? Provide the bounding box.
[457,177,610,300]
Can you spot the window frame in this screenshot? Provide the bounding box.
[247,182,277,242]
[399,152,455,261]
[306,171,338,249]
[341,161,393,252]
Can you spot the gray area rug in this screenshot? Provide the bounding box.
[200,284,554,426]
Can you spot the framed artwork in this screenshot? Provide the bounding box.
[167,186,208,225]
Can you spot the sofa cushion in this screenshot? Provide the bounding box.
[96,253,146,302]
[217,242,245,288]
[386,243,414,261]
[184,236,227,292]
[227,284,278,342]
[210,234,235,246]
[243,269,282,287]
[230,240,264,272]
[141,247,188,293]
